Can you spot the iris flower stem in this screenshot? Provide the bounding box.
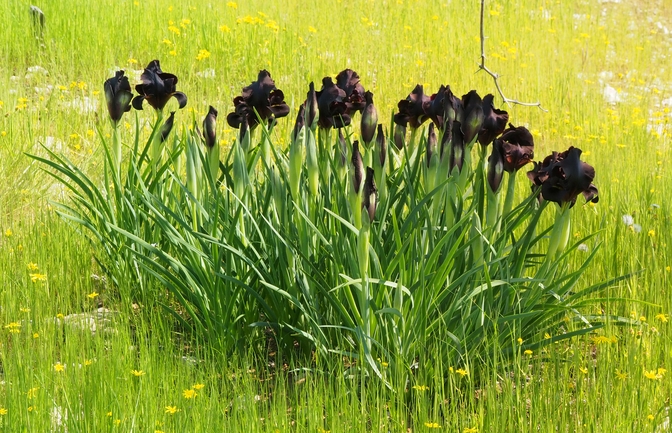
[362,143,373,169]
[470,211,484,269]
[357,220,371,372]
[185,139,199,232]
[350,191,362,229]
[112,124,122,179]
[425,158,437,198]
[485,187,500,235]
[232,141,248,247]
[358,224,370,305]
[306,128,320,198]
[186,138,198,200]
[501,171,518,218]
[546,203,571,262]
[388,212,404,353]
[375,167,387,211]
[476,143,488,223]
[150,110,165,179]
[427,162,443,227]
[444,182,456,227]
[457,144,473,195]
[207,145,220,185]
[288,127,304,202]
[408,128,419,166]
[292,202,307,263]
[261,131,271,173]
[318,127,331,193]
[557,204,572,255]
[398,127,419,175]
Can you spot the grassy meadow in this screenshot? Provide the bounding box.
[0,0,671,431]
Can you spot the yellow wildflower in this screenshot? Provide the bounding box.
[87,292,99,299]
[166,406,180,415]
[5,322,21,333]
[183,389,197,399]
[196,49,211,61]
[524,349,533,356]
[0,408,7,415]
[192,383,205,390]
[131,370,145,377]
[579,366,588,374]
[615,370,628,380]
[424,422,441,428]
[54,362,65,372]
[655,313,668,323]
[464,428,478,433]
[591,335,613,344]
[165,405,179,414]
[455,368,468,376]
[27,262,39,271]
[29,273,47,283]
[644,369,664,380]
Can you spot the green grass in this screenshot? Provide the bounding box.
[1,0,671,431]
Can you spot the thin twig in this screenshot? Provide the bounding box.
[477,0,547,112]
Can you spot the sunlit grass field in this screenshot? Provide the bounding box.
[0,0,671,431]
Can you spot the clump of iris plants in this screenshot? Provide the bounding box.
[33,60,613,386]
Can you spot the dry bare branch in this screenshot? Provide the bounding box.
[477,0,547,111]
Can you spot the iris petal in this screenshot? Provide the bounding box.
[172,92,188,109]
[132,95,146,110]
